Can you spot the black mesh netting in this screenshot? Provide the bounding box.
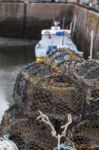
[47,48,83,67]
[0,48,99,150]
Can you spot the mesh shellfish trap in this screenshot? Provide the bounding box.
[0,48,99,150]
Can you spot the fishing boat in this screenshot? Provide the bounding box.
[35,21,83,62]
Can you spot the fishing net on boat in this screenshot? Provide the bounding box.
[0,49,99,150]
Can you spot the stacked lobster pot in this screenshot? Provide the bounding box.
[0,48,99,150]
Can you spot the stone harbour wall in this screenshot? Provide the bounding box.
[73,5,99,59]
[0,2,98,58]
[0,3,74,38]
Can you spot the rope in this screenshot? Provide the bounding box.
[58,134,61,150]
[37,110,57,137]
[61,114,72,138]
[37,110,76,150]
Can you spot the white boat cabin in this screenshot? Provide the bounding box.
[35,23,82,61]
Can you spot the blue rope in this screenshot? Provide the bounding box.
[53,143,76,150]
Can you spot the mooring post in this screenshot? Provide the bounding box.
[89,30,94,59]
[73,15,76,32]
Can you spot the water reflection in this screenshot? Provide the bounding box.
[0,45,35,122]
[0,89,9,122]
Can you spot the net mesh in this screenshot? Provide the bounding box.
[0,48,99,150]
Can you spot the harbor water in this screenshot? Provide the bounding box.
[0,43,36,122]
